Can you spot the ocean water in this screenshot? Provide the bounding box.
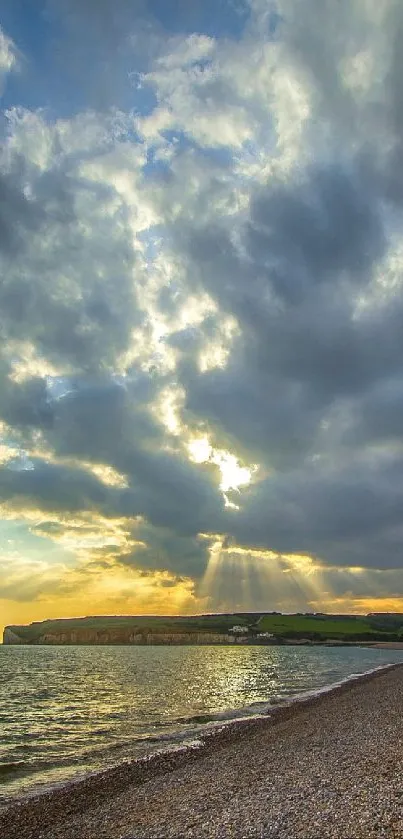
[1,644,402,800]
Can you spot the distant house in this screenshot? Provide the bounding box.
[257,632,274,639]
[229,625,249,634]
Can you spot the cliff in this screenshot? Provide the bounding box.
[4,612,401,645]
[3,627,24,644]
[2,619,237,645]
[3,614,254,645]
[26,629,230,645]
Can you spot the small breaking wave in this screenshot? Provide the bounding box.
[1,644,402,802]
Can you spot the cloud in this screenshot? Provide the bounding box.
[121,519,212,577]
[0,169,44,255]
[0,370,225,580]
[0,554,70,602]
[224,450,403,569]
[0,459,115,515]
[147,1,403,582]
[38,375,224,533]
[3,0,403,616]
[0,110,145,375]
[0,375,53,431]
[0,27,17,94]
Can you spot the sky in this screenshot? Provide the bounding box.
[1,0,403,634]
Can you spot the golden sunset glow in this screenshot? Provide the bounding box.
[0,558,199,637]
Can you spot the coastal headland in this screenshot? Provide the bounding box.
[4,611,403,646]
[1,663,403,838]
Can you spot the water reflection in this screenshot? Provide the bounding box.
[0,644,401,798]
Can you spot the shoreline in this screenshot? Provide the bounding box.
[1,662,402,839]
[3,639,403,649]
[3,639,403,652]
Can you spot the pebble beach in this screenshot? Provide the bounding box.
[2,663,403,839]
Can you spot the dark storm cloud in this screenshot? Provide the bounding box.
[172,178,403,563]
[0,459,113,515]
[46,376,162,463]
[247,162,384,298]
[120,520,211,577]
[226,450,403,569]
[342,377,403,448]
[157,2,403,574]
[0,374,53,430]
[0,156,142,373]
[44,377,224,536]
[0,169,44,254]
[179,281,403,469]
[173,158,389,466]
[278,0,403,203]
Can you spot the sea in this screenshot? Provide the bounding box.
[1,644,402,801]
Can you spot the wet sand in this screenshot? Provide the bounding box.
[2,663,403,839]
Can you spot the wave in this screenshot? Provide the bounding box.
[0,760,55,780]
[2,662,399,808]
[62,662,401,761]
[0,762,27,778]
[142,662,400,744]
[1,662,400,804]
[0,749,98,781]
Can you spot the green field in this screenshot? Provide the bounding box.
[257,613,399,640]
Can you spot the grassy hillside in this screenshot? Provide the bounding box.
[7,613,252,643]
[6,612,403,644]
[257,613,399,640]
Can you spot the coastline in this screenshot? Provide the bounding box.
[2,662,403,839]
[4,638,403,649]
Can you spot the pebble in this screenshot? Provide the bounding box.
[1,664,403,839]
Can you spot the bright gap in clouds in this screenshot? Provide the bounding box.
[187,436,257,494]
